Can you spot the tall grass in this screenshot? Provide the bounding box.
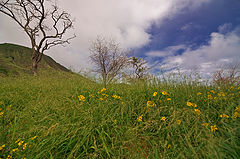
[0,71,239,158]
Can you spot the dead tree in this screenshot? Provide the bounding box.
[0,0,75,75]
[89,36,128,88]
[212,63,240,86]
[130,56,150,80]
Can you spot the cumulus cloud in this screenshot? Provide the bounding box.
[149,25,240,77]
[0,0,211,71]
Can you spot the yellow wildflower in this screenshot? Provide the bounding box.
[153,92,157,96]
[177,120,181,125]
[0,112,3,117]
[238,86,240,90]
[210,90,215,94]
[147,101,152,106]
[161,117,166,121]
[235,107,240,112]
[0,144,5,151]
[168,144,172,149]
[18,141,24,146]
[99,98,104,101]
[230,86,234,90]
[233,107,240,118]
[233,112,240,118]
[7,155,12,159]
[218,92,226,97]
[194,109,201,115]
[219,114,229,118]
[167,98,171,101]
[31,136,37,140]
[162,91,167,95]
[78,95,85,102]
[114,120,117,124]
[137,115,143,122]
[197,92,202,95]
[112,95,121,99]
[187,102,192,106]
[208,94,213,99]
[193,103,197,107]
[100,88,106,93]
[147,101,156,108]
[202,123,209,128]
[210,125,218,132]
[11,148,18,152]
[15,139,21,143]
[121,102,124,105]
[23,143,27,150]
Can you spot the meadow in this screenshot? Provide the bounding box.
[0,71,239,158]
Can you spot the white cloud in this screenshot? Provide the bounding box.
[0,0,211,71]
[149,25,240,77]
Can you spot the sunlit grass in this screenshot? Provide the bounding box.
[0,72,239,158]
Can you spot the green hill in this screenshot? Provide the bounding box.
[0,43,69,76]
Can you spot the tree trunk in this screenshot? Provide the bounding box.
[32,59,38,76]
[31,47,38,76]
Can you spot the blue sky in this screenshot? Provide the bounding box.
[135,0,240,74]
[142,0,240,50]
[0,0,239,76]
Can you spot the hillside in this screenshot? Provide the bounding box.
[0,43,69,76]
[0,74,239,158]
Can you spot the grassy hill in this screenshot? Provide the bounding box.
[0,43,239,158]
[0,43,69,76]
[0,72,239,158]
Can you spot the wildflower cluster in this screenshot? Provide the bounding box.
[146,101,156,108]
[137,114,143,122]
[138,90,171,123]
[0,102,11,118]
[201,123,218,132]
[219,114,229,118]
[98,88,106,94]
[194,109,201,115]
[0,136,38,159]
[112,95,121,100]
[78,95,85,102]
[206,89,228,101]
[197,92,202,95]
[186,101,197,107]
[233,106,240,119]
[186,102,200,116]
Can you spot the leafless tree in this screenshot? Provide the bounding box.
[212,63,240,86]
[129,56,150,79]
[89,36,128,88]
[0,0,75,75]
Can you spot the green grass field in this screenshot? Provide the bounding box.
[0,71,239,158]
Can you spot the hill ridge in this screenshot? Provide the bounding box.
[0,43,69,76]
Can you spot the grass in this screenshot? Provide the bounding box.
[0,43,69,76]
[0,71,240,158]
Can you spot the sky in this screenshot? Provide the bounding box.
[0,0,240,77]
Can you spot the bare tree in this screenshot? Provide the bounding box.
[129,56,150,80]
[89,36,128,88]
[212,63,240,86]
[0,0,75,75]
